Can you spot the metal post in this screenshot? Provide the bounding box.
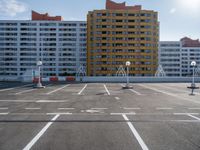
[192,65,195,87]
[38,66,41,85]
[122,61,133,89]
[126,66,129,87]
[187,61,199,95]
[35,61,45,88]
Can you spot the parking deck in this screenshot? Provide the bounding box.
[0,82,200,150]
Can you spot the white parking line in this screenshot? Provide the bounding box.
[0,112,9,115]
[104,84,110,95]
[36,100,68,103]
[0,107,8,110]
[129,89,142,95]
[22,114,60,150]
[46,84,70,95]
[138,84,200,104]
[15,89,36,95]
[122,114,149,150]
[115,97,120,100]
[0,84,33,92]
[46,113,72,115]
[155,84,200,95]
[110,112,136,115]
[78,84,87,95]
[187,114,200,121]
[25,108,41,110]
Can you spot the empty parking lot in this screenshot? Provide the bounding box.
[0,82,200,150]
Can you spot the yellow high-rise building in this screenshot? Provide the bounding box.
[87,0,159,76]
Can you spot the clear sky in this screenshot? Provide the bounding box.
[0,0,199,41]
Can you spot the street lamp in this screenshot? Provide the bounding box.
[122,61,133,89]
[35,61,45,88]
[187,61,199,95]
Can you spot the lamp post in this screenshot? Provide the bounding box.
[191,61,196,87]
[122,61,133,89]
[126,61,130,87]
[187,61,199,95]
[35,61,45,88]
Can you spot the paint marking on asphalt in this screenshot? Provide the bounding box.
[36,100,68,103]
[57,108,75,110]
[129,89,142,95]
[22,114,60,150]
[122,114,149,150]
[104,84,110,95]
[0,112,9,115]
[78,84,87,95]
[0,107,8,110]
[138,84,200,104]
[123,107,141,110]
[173,113,199,115]
[155,84,200,95]
[46,84,70,95]
[46,113,72,115]
[15,89,36,95]
[156,107,173,110]
[110,112,136,115]
[25,108,41,110]
[0,84,33,92]
[187,114,200,121]
[115,97,120,100]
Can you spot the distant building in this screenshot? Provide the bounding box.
[159,37,200,76]
[0,11,86,79]
[87,0,159,76]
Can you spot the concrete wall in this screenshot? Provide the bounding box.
[1,76,200,83]
[80,76,200,83]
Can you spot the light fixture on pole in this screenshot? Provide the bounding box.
[35,61,45,88]
[187,61,199,95]
[122,61,133,89]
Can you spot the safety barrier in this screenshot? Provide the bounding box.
[32,76,76,83]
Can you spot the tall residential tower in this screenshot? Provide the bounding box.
[87,0,159,76]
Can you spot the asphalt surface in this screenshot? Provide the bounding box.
[0,81,200,150]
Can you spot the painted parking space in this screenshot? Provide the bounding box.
[0,82,200,150]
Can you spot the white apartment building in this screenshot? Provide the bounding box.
[0,11,86,80]
[159,37,200,77]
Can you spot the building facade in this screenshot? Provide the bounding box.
[87,0,159,76]
[0,11,86,79]
[159,37,200,77]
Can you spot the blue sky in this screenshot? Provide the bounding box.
[0,0,199,41]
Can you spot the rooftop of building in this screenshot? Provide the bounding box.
[106,0,142,11]
[32,10,64,21]
[181,37,200,47]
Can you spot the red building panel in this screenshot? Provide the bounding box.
[181,37,200,47]
[106,0,141,10]
[32,10,63,21]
